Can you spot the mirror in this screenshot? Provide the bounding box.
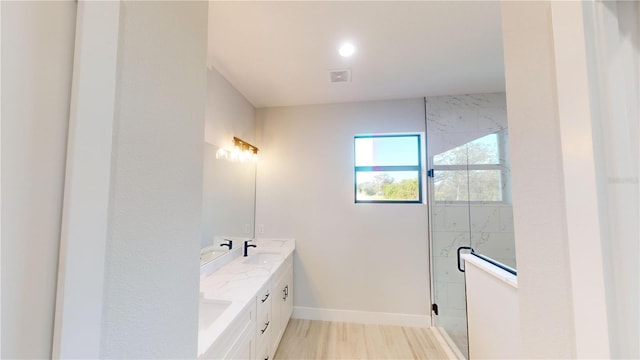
[200,142,256,265]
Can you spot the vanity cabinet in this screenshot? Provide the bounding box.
[200,302,255,359]
[198,244,294,360]
[268,254,293,360]
[257,254,293,360]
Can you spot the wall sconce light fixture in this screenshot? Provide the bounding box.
[216,137,259,162]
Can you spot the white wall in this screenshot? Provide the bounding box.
[583,1,639,357]
[1,1,76,358]
[255,99,430,325]
[502,3,577,356]
[502,3,577,357]
[52,2,120,357]
[99,2,207,357]
[502,1,611,357]
[1,2,3,354]
[463,254,519,359]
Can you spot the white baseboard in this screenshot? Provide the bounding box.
[292,306,430,328]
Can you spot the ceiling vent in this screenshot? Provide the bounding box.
[329,69,351,83]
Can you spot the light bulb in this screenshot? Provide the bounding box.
[339,43,355,57]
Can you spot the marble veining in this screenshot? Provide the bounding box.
[427,93,508,157]
[198,238,295,356]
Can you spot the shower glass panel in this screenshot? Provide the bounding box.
[469,130,517,270]
[427,94,516,359]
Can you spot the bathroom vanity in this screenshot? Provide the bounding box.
[198,239,294,359]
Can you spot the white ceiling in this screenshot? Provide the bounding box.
[208,1,505,108]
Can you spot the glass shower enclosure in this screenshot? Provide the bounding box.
[425,94,517,358]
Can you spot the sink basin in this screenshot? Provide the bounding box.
[198,299,231,332]
[242,252,283,265]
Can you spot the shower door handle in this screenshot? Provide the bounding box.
[457,246,474,272]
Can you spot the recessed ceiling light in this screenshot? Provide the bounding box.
[339,43,355,57]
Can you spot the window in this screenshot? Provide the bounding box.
[354,134,422,203]
[432,130,508,202]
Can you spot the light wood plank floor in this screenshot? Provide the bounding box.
[274,319,451,360]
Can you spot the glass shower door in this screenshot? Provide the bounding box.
[426,94,516,359]
[428,146,472,358]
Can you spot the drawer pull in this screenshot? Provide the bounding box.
[260,321,270,334]
[282,285,289,300]
[261,292,270,303]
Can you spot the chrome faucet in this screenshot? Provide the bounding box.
[243,239,256,257]
[220,239,233,250]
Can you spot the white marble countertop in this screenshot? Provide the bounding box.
[198,238,295,356]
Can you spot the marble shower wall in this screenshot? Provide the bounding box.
[426,93,516,352]
[426,93,508,156]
